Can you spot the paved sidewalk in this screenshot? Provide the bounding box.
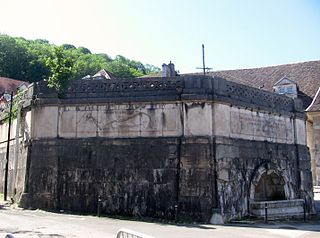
[1,206,320,238]
[0,187,319,238]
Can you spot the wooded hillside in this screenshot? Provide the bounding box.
[0,34,160,82]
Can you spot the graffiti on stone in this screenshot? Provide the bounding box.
[109,112,151,130]
[230,112,290,140]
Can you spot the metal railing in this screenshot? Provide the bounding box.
[116,228,155,238]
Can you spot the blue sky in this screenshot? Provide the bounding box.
[0,0,319,73]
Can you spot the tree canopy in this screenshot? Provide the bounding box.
[45,46,75,94]
[0,34,160,83]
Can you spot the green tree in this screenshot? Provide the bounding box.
[72,53,108,79]
[110,55,145,78]
[34,39,49,44]
[96,53,112,62]
[0,34,161,82]
[145,64,160,74]
[15,37,52,81]
[106,61,132,78]
[77,46,91,54]
[61,44,76,50]
[45,46,75,95]
[0,35,30,80]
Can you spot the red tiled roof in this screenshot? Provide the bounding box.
[185,60,320,109]
[206,60,320,99]
[0,76,28,95]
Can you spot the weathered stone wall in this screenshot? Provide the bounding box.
[23,138,179,215]
[314,114,320,185]
[178,137,217,221]
[0,76,313,222]
[30,101,304,145]
[213,103,299,144]
[215,137,312,220]
[307,112,320,185]
[32,103,183,139]
[0,109,31,201]
[20,137,216,221]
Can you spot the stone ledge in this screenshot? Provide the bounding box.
[250,199,305,218]
[31,76,298,114]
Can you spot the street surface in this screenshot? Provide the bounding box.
[1,205,320,238]
[0,187,319,238]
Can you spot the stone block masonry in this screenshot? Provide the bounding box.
[19,137,217,221]
[0,75,314,222]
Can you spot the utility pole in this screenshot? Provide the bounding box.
[4,92,14,201]
[196,44,212,75]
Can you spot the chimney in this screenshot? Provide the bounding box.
[168,61,175,77]
[162,63,170,77]
[162,61,176,77]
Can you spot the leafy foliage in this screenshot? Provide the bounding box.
[45,46,75,94]
[0,34,160,84]
[3,90,25,123]
[0,35,33,80]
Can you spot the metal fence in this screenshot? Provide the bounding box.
[116,228,155,238]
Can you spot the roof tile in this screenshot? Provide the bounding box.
[0,76,29,95]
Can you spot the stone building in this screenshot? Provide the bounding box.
[145,60,320,186]
[0,75,314,222]
[202,60,320,186]
[306,89,320,187]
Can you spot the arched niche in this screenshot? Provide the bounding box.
[250,165,293,201]
[254,171,285,201]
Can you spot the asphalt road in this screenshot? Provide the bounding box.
[1,206,320,238]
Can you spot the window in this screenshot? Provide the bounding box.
[286,86,293,93]
[279,87,285,94]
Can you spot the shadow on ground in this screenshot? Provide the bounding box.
[3,200,319,233]
[224,215,320,233]
[0,228,65,238]
[162,223,216,230]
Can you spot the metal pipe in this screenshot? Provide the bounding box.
[4,92,14,201]
[13,104,22,196]
[174,204,178,221]
[264,203,268,223]
[303,198,306,222]
[97,195,102,217]
[172,137,182,221]
[202,44,206,75]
